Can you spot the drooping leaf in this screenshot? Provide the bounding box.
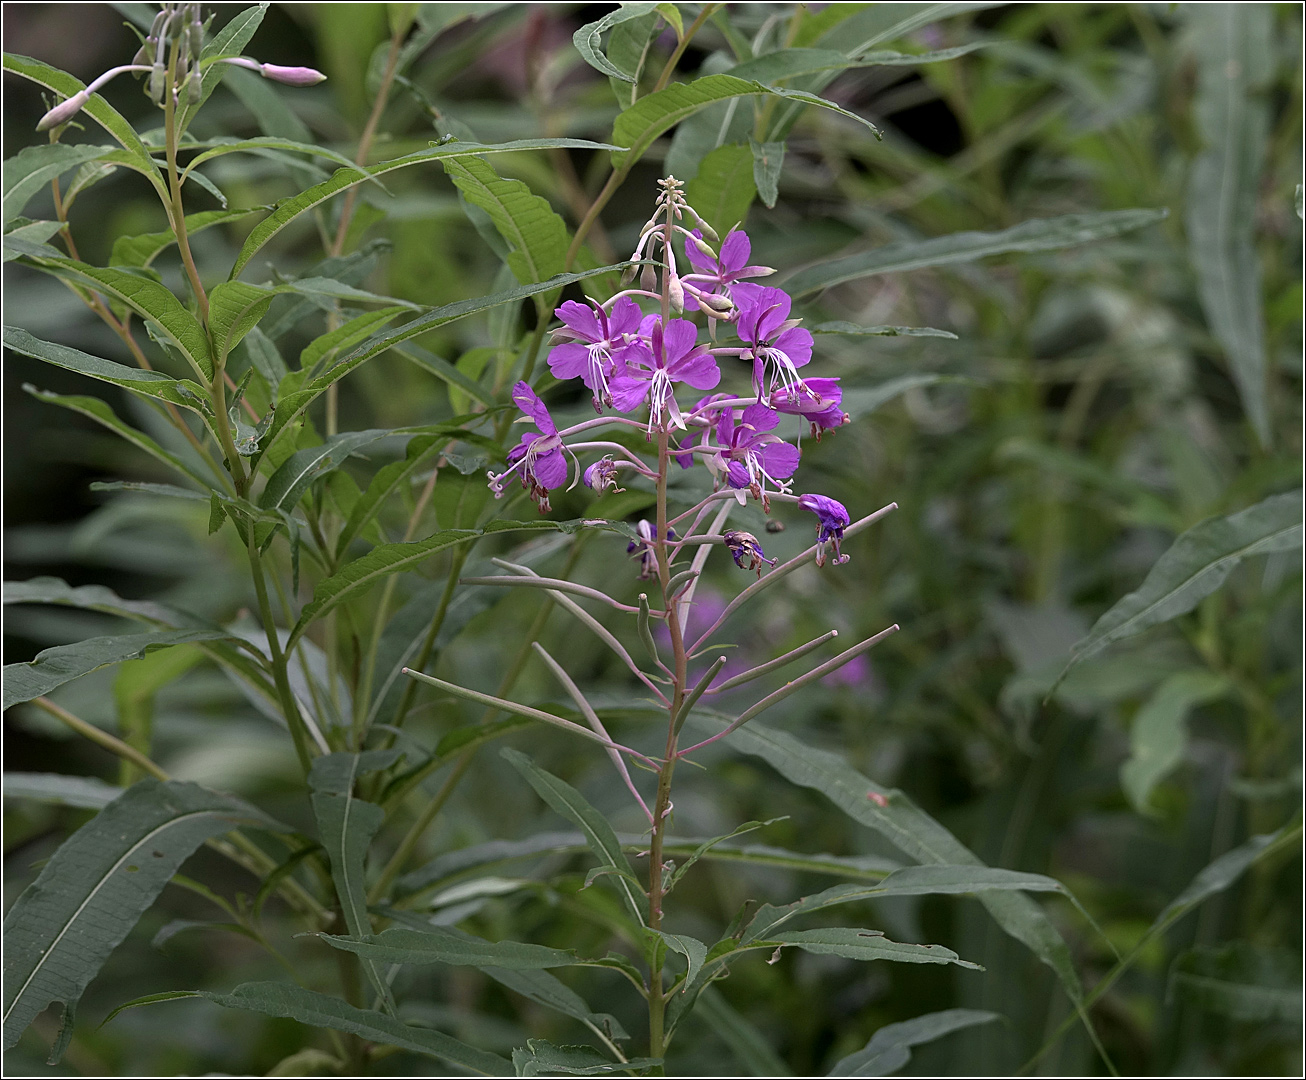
[109,208,264,268]
[573,2,662,82]
[1120,671,1230,814]
[259,428,399,512]
[6,327,212,417]
[307,750,403,1013]
[1186,3,1274,446]
[764,927,981,969]
[3,143,116,222]
[749,138,785,208]
[784,209,1169,296]
[605,11,661,107]
[502,748,646,925]
[482,968,628,1043]
[195,981,511,1076]
[230,139,620,279]
[512,1039,659,1076]
[443,156,568,285]
[684,143,756,238]
[1,772,122,810]
[1,779,285,1053]
[317,925,578,969]
[1169,943,1301,1023]
[812,321,957,339]
[1060,491,1303,676]
[827,1008,1003,1076]
[2,629,235,711]
[652,930,708,989]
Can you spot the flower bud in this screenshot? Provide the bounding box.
[186,66,203,102]
[696,292,734,316]
[668,274,685,315]
[149,61,167,103]
[36,91,89,131]
[639,261,658,294]
[259,63,328,86]
[689,233,717,261]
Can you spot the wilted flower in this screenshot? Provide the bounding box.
[722,530,776,577]
[582,456,624,494]
[488,382,568,512]
[798,493,851,566]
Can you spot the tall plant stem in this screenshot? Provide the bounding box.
[652,4,720,93]
[163,42,208,324]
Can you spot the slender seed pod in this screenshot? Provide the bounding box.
[636,594,662,667]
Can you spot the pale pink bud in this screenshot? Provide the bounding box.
[668,274,685,315]
[36,91,89,131]
[259,64,327,87]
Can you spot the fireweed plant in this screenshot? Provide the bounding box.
[5,3,1300,1077]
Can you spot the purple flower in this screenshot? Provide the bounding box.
[798,493,851,567]
[713,403,801,509]
[488,382,569,512]
[682,229,773,310]
[547,297,643,411]
[628,519,675,579]
[732,285,814,405]
[609,318,721,430]
[722,529,776,578]
[772,377,849,438]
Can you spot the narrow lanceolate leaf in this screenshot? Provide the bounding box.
[2,53,163,185]
[812,321,957,339]
[1,772,121,810]
[317,926,578,969]
[573,2,661,81]
[3,143,115,222]
[784,209,1169,296]
[110,208,265,269]
[259,429,399,512]
[727,44,988,88]
[181,136,382,186]
[827,1009,1002,1076]
[512,1040,660,1076]
[611,74,879,169]
[22,386,216,490]
[255,265,626,464]
[443,156,568,285]
[685,143,756,238]
[307,751,402,1013]
[1186,3,1274,447]
[230,139,621,279]
[300,307,407,375]
[2,629,233,711]
[1,779,285,1052]
[764,928,980,969]
[482,968,628,1042]
[1061,491,1303,677]
[1169,943,1302,1023]
[6,252,213,378]
[6,328,212,415]
[196,981,511,1076]
[502,749,647,925]
[1121,671,1230,814]
[696,988,792,1077]
[749,139,785,209]
[654,931,708,990]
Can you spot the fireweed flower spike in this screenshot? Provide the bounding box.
[609,318,721,432]
[713,403,801,510]
[799,493,852,566]
[733,284,815,406]
[682,228,775,311]
[546,297,642,410]
[722,530,777,578]
[488,382,568,512]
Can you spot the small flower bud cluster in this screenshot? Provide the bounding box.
[487,178,861,575]
[36,3,325,133]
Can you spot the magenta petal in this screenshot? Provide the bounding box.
[555,300,603,342]
[661,318,700,363]
[716,407,735,447]
[511,381,556,434]
[740,403,779,434]
[725,460,752,488]
[757,441,800,479]
[609,375,651,414]
[800,376,842,405]
[719,230,751,273]
[675,351,721,390]
[532,446,569,489]
[684,230,717,272]
[607,296,643,337]
[773,326,813,366]
[547,342,591,381]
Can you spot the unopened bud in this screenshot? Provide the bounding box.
[186,67,202,102]
[620,262,638,286]
[639,261,658,293]
[36,90,89,131]
[668,274,684,314]
[149,62,167,103]
[259,63,328,86]
[690,233,717,260]
[188,15,204,58]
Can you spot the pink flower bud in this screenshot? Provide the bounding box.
[36,91,88,131]
[258,64,327,87]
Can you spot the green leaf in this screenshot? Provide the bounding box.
[1061,491,1303,676]
[307,750,403,1013]
[812,321,957,339]
[1,772,122,810]
[764,927,981,969]
[256,265,625,465]
[727,43,987,89]
[334,435,444,559]
[827,1008,1003,1076]
[2,218,61,260]
[7,252,213,378]
[2,629,235,711]
[785,209,1170,296]
[3,143,115,222]
[299,307,407,375]
[653,930,708,989]
[606,11,661,107]
[748,138,784,209]
[573,2,662,81]
[259,428,397,512]
[1169,943,1301,1023]
[1186,4,1273,447]
[110,208,264,269]
[2,53,163,187]
[6,326,213,417]
[230,139,620,279]
[22,385,216,490]
[684,143,756,238]
[695,988,792,1076]
[196,981,511,1076]
[502,748,646,925]
[317,926,578,969]
[481,969,628,1043]
[208,280,278,364]
[181,136,383,189]
[443,156,568,285]
[512,1039,659,1076]
[611,74,879,170]
[1,778,285,1053]
[1120,671,1230,814]
[393,343,499,408]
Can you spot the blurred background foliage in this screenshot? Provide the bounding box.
[3,2,1302,1076]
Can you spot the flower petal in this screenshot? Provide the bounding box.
[555,300,603,342]
[511,381,556,434]
[719,229,751,273]
[546,342,591,382]
[757,440,800,479]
